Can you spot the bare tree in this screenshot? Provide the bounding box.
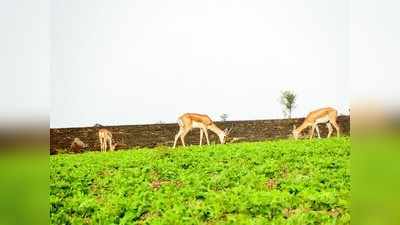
[279,90,297,118]
[220,113,229,122]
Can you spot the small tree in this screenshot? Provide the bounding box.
[279,90,297,118]
[220,113,229,122]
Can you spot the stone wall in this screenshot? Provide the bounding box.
[50,116,350,153]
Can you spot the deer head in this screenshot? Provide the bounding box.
[110,142,118,151]
[292,124,300,140]
[220,126,233,144]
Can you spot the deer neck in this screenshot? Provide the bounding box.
[296,120,311,133]
[207,124,225,143]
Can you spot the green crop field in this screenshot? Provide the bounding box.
[50,137,350,225]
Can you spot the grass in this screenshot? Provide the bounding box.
[50,137,350,225]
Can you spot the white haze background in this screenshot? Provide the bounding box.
[51,0,349,128]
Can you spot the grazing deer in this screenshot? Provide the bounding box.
[173,113,232,148]
[98,128,117,152]
[292,107,340,140]
[70,137,88,153]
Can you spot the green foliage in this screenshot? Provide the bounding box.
[50,138,350,225]
[279,90,297,118]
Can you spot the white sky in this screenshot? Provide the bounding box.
[50,0,349,128]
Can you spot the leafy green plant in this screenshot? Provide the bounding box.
[50,137,350,224]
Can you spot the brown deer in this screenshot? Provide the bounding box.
[292,107,340,140]
[173,113,232,148]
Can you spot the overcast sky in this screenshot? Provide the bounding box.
[51,0,349,128]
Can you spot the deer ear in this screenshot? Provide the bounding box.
[223,128,228,133]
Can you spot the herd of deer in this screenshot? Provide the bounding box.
[70,107,340,152]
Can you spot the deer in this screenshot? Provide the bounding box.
[292,107,340,140]
[70,137,88,153]
[98,128,117,152]
[173,113,232,148]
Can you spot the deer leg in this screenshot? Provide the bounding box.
[203,128,210,145]
[108,138,113,151]
[173,129,182,148]
[180,129,189,147]
[315,124,321,138]
[101,138,105,152]
[327,123,333,138]
[104,138,107,151]
[330,120,340,137]
[310,124,316,140]
[199,129,203,146]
